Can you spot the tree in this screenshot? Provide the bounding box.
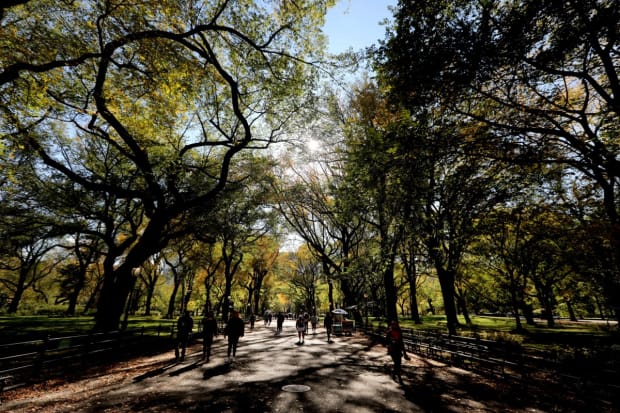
[1,1,333,330]
[275,160,367,311]
[162,241,196,319]
[287,250,323,314]
[399,230,426,324]
[139,252,166,316]
[339,80,409,323]
[0,237,64,313]
[377,0,620,323]
[55,233,102,315]
[215,183,278,321]
[194,241,224,315]
[244,237,279,316]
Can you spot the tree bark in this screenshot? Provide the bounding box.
[383,258,398,323]
[8,266,31,313]
[94,264,133,331]
[437,268,459,335]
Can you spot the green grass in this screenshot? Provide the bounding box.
[0,315,177,344]
[2,313,617,350]
[367,314,619,350]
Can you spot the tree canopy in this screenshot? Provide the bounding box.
[1,0,619,335]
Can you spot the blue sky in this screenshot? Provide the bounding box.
[323,0,397,54]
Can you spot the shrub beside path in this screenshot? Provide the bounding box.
[1,319,590,412]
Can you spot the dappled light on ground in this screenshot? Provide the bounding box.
[2,319,607,412]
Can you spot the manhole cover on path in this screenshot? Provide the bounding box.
[282,384,311,393]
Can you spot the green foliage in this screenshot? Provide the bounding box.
[1,0,336,330]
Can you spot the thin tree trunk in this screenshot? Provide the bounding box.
[167,280,180,319]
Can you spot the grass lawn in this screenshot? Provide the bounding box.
[2,313,617,350]
[368,314,619,353]
[0,315,177,344]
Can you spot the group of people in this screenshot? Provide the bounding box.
[176,310,335,359]
[175,309,245,363]
[295,312,333,343]
[176,309,410,382]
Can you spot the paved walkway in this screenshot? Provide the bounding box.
[3,319,553,412]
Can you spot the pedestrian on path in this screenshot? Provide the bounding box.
[175,310,194,361]
[385,320,410,382]
[224,310,245,362]
[201,311,218,362]
[323,312,333,343]
[276,312,284,335]
[296,315,306,344]
[311,314,318,334]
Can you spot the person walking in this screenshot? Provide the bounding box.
[296,315,306,344]
[385,320,410,383]
[323,312,333,343]
[175,310,194,361]
[224,310,245,362]
[201,311,218,362]
[311,314,318,334]
[276,312,285,335]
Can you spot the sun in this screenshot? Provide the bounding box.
[306,138,321,152]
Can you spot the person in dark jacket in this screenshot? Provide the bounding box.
[385,320,410,382]
[276,312,285,335]
[175,310,194,361]
[224,310,245,362]
[201,311,218,362]
[323,312,333,343]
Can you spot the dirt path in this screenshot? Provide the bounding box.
[0,320,584,412]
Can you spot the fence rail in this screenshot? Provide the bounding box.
[362,324,619,409]
[0,323,177,399]
[2,322,618,410]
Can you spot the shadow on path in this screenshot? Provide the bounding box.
[2,320,609,413]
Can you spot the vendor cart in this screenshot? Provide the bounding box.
[331,309,354,336]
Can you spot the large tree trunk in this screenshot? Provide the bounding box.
[66,282,81,316]
[166,280,180,319]
[144,279,156,316]
[383,258,398,323]
[437,268,459,335]
[94,264,134,331]
[94,216,168,331]
[340,278,354,308]
[66,265,87,315]
[405,255,421,324]
[509,284,523,331]
[409,278,421,324]
[7,267,29,313]
[322,261,334,311]
[455,287,472,325]
[82,276,103,315]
